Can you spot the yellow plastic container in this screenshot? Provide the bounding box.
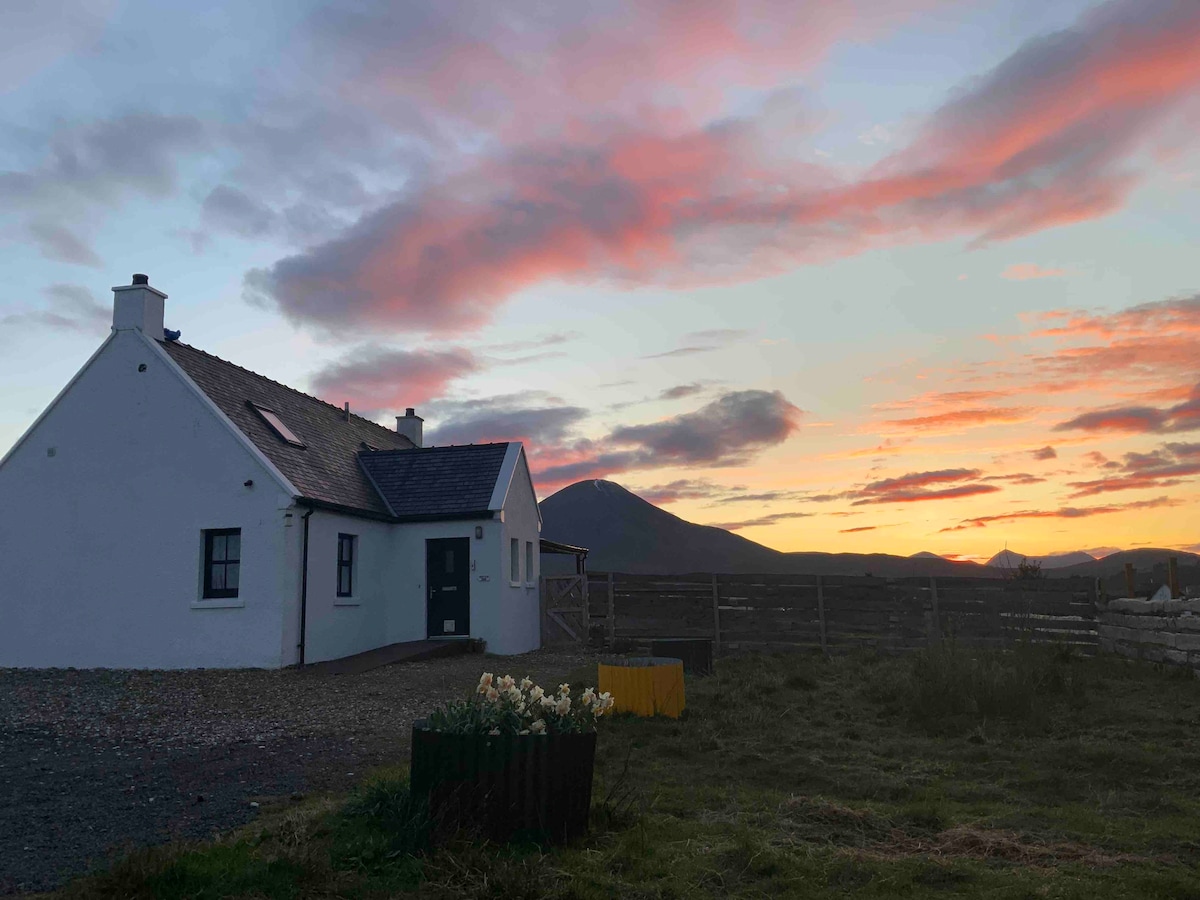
[597,657,686,718]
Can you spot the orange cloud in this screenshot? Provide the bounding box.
[1066,441,1200,497]
[850,468,1001,506]
[879,407,1038,433]
[940,496,1181,531]
[1054,381,1200,435]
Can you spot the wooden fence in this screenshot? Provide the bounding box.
[540,572,1100,655]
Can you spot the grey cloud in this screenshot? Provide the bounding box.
[642,346,718,359]
[202,185,276,238]
[26,222,101,267]
[1,282,109,334]
[659,383,704,400]
[609,390,802,466]
[425,396,589,447]
[708,511,814,531]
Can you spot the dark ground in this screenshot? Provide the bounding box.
[0,649,592,895]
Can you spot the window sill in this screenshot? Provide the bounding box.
[191,598,244,609]
[524,582,536,589]
[509,581,521,588]
[334,599,361,607]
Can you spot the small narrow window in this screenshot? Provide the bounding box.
[203,528,241,599]
[510,538,520,584]
[525,541,534,583]
[337,534,356,597]
[248,402,305,447]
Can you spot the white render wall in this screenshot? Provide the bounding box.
[299,509,405,665]
[0,330,295,669]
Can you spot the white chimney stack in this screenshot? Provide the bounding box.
[112,273,166,337]
[396,408,423,447]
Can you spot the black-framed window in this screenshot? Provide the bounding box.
[337,534,356,597]
[203,528,241,599]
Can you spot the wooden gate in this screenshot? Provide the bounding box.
[541,575,589,645]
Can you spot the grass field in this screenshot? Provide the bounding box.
[54,644,1200,899]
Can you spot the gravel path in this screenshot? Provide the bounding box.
[0,649,595,895]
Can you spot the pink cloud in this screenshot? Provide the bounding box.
[1002,263,1066,280]
[249,0,1200,334]
[309,346,480,413]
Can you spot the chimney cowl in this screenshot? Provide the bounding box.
[396,408,423,448]
[132,273,149,285]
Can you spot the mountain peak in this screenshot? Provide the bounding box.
[986,549,1097,569]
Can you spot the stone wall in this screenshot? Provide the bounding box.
[1098,597,1200,672]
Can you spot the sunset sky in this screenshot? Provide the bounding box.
[1,0,1198,562]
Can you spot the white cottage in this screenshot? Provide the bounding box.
[0,275,543,668]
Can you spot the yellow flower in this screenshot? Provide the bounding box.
[555,696,571,716]
[499,674,515,691]
[486,686,500,702]
[519,677,533,691]
[558,683,571,696]
[581,689,596,707]
[530,719,546,734]
[530,685,545,702]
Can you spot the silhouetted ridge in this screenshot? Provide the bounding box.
[539,480,997,577]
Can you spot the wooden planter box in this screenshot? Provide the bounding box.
[409,722,596,844]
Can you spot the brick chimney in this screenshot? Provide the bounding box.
[112,273,166,337]
[396,408,423,447]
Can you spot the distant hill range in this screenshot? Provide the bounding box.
[986,549,1097,569]
[539,480,1200,588]
[539,480,998,577]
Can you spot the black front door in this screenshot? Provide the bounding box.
[427,538,471,638]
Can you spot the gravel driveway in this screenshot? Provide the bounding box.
[0,649,594,895]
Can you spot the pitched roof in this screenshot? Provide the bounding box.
[161,340,414,516]
[359,444,511,520]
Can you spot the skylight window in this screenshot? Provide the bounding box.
[249,403,305,448]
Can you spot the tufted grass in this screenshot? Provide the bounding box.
[51,644,1200,899]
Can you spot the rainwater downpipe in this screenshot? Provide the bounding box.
[298,507,314,666]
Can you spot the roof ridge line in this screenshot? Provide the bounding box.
[167,340,410,440]
[362,442,511,454]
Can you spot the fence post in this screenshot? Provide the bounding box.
[711,573,722,656]
[538,576,547,646]
[1169,557,1180,599]
[1124,563,1136,598]
[816,575,828,655]
[929,577,941,645]
[607,572,616,648]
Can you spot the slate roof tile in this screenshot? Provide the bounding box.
[161,340,414,515]
[359,444,510,520]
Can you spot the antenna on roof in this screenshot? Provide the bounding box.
[344,401,350,422]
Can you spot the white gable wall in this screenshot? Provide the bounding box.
[0,331,296,668]
[494,451,542,655]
